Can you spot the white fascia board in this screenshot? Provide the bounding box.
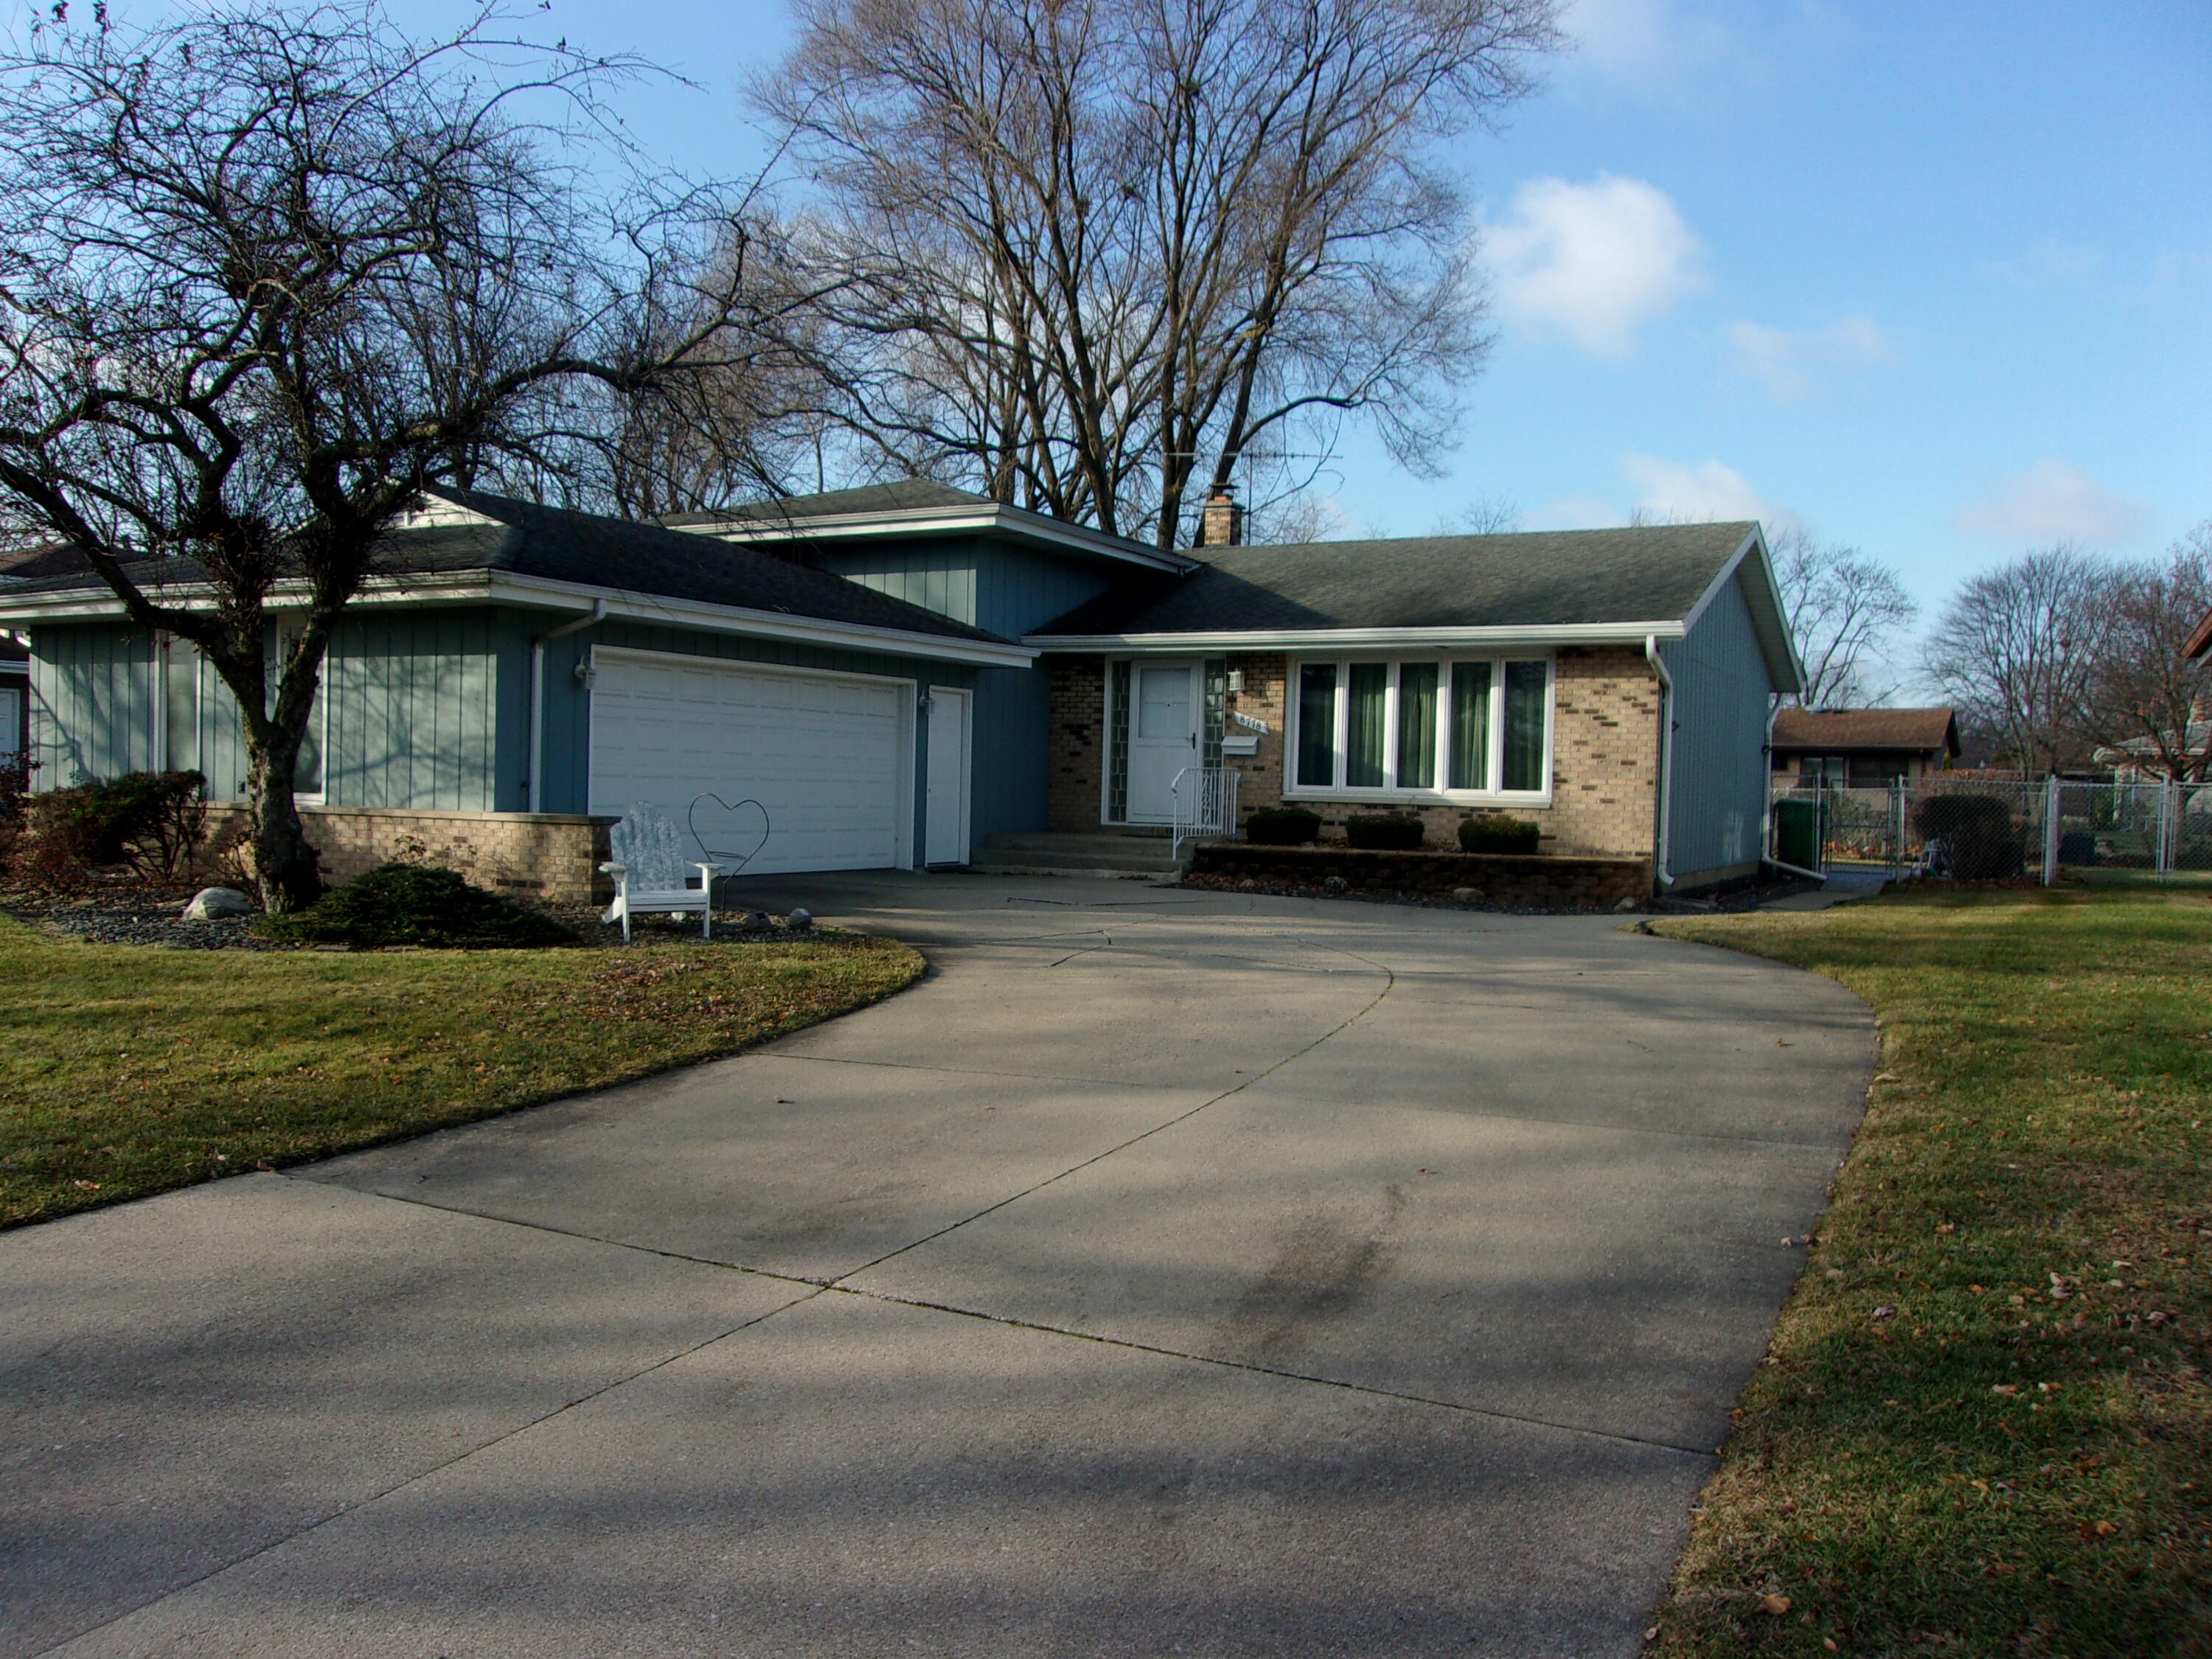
[0,570,1037,669]
[481,573,1037,668]
[671,503,1196,576]
[1024,622,1689,653]
[1678,526,1806,694]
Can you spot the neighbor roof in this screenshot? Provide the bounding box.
[1032,522,1799,689]
[1770,707,1960,756]
[0,487,1016,654]
[2186,605,2212,661]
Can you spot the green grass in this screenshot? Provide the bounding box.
[1649,882,2212,1657]
[0,918,923,1228]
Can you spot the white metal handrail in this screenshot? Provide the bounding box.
[1170,766,1241,860]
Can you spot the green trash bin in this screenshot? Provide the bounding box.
[1773,797,1823,870]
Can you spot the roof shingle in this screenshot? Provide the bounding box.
[1770,707,1959,754]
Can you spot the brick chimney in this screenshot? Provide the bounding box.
[1197,484,1244,548]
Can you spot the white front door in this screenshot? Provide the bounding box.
[1126,660,1198,823]
[924,686,971,865]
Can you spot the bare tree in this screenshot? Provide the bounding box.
[757,0,1560,549]
[0,4,792,908]
[2078,524,2212,781]
[1769,528,1917,708]
[1922,546,2112,775]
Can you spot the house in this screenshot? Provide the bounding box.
[2188,605,2212,661]
[0,639,26,768]
[0,485,1800,897]
[1769,707,1959,787]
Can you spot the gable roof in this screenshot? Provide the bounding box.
[1770,706,1960,756]
[1033,521,1801,689]
[663,480,990,524]
[664,482,1194,576]
[0,487,1031,667]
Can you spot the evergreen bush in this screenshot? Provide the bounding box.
[254,863,578,949]
[1458,815,1541,855]
[1344,813,1425,850]
[1913,793,2025,881]
[1245,806,1322,845]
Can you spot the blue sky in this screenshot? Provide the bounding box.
[92,1,2212,661]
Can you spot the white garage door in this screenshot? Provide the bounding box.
[588,651,910,875]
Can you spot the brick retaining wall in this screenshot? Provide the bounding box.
[1189,843,1652,908]
[203,805,616,904]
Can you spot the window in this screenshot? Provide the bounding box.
[271,624,327,801]
[1288,655,1551,799]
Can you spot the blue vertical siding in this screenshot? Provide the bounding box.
[1663,571,1774,880]
[323,609,501,810]
[799,535,1126,851]
[29,626,156,788]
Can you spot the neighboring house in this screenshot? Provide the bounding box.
[2093,724,2211,784]
[2187,606,2212,661]
[0,639,27,769]
[1770,707,1959,787]
[0,485,1801,896]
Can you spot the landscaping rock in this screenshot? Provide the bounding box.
[182,886,254,921]
[1450,886,1479,903]
[1321,875,1350,894]
[787,908,813,931]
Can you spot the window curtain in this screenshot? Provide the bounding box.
[1346,664,1387,787]
[1396,663,1438,789]
[1296,664,1337,787]
[1449,661,1491,790]
[1503,660,1547,792]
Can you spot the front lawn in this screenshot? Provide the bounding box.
[0,918,923,1228]
[1650,880,2211,1657]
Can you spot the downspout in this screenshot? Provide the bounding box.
[1644,634,1675,888]
[527,601,605,813]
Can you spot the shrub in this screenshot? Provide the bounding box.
[1458,815,1541,855]
[1245,806,1321,845]
[1344,813,1425,850]
[254,863,578,949]
[19,769,206,882]
[1913,793,2025,881]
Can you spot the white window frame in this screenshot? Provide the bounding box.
[271,622,330,805]
[1284,652,1556,806]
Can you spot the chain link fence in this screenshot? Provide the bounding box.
[1768,777,2212,883]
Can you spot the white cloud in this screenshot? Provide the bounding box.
[1562,0,1743,97]
[1988,240,2102,287]
[1955,461,2141,545]
[1621,453,1798,532]
[1484,175,1707,355]
[1726,313,1897,401]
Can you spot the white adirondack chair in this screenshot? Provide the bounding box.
[600,803,723,943]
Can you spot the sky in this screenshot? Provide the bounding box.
[52,0,2212,680]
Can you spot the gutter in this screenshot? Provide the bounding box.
[1645,634,1675,888]
[528,600,605,812]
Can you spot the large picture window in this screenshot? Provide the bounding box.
[1288,655,1552,800]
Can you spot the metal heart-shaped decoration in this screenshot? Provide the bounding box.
[687,793,771,875]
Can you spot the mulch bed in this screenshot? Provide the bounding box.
[0,886,826,950]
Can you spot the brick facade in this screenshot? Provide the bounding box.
[1045,644,1663,861]
[203,804,615,904]
[1047,655,1108,832]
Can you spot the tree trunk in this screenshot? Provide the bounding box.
[244,740,323,913]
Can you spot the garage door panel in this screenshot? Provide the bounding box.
[588,657,908,876]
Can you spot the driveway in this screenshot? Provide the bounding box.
[3,875,1873,1658]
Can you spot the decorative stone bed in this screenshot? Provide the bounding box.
[1186,843,1654,909]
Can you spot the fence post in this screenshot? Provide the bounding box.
[1892,780,1906,875]
[2161,779,2178,880]
[2042,774,2061,886]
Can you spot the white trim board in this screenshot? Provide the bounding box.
[1030,622,1689,653]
